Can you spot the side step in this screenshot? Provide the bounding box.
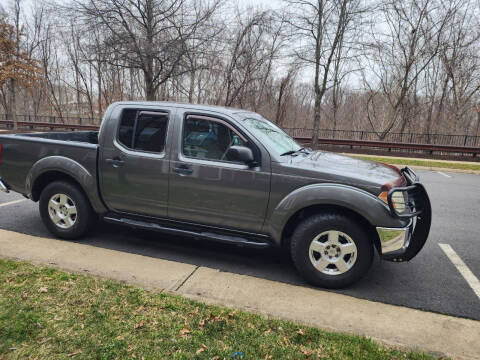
[103,216,271,249]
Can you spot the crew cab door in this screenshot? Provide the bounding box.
[100,106,173,217]
[168,110,271,233]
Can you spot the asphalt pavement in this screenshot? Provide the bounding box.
[0,169,479,320]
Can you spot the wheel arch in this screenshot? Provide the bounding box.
[27,156,106,214]
[268,183,409,252]
[31,170,86,201]
[280,204,381,254]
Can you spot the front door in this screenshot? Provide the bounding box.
[168,111,270,233]
[100,107,172,217]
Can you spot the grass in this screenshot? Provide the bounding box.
[350,154,480,171]
[0,258,441,360]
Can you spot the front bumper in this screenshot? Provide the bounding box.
[379,167,432,262]
[377,218,414,261]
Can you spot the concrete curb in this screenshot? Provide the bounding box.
[0,229,478,359]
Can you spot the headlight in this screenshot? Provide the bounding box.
[378,190,407,213]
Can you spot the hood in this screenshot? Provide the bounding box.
[280,151,404,194]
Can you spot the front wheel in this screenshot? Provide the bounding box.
[39,181,95,240]
[290,213,374,288]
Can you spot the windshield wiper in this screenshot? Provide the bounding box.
[280,147,306,156]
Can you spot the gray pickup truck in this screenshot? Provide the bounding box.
[0,102,431,288]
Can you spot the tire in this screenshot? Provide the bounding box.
[290,212,374,288]
[39,181,95,240]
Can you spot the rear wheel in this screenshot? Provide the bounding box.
[290,213,374,288]
[39,181,95,240]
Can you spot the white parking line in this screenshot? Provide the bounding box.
[437,171,452,178]
[439,243,480,300]
[0,199,27,208]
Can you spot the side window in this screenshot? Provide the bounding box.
[118,109,136,148]
[133,112,168,153]
[117,110,168,153]
[183,117,246,162]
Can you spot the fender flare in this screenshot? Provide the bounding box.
[26,156,106,213]
[267,183,409,244]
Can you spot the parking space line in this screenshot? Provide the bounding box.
[439,243,480,300]
[0,199,27,208]
[436,171,452,178]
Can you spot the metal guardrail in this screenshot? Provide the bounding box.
[295,137,480,157]
[0,120,99,131]
[1,119,478,158]
[284,127,480,147]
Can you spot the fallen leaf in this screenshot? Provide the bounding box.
[228,311,236,318]
[38,287,48,293]
[209,314,221,322]
[196,348,205,355]
[38,337,52,344]
[297,329,305,336]
[134,322,144,329]
[67,350,82,357]
[283,336,290,346]
[300,347,314,357]
[264,328,272,335]
[179,326,191,336]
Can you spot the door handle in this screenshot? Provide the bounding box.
[106,158,125,168]
[173,165,193,176]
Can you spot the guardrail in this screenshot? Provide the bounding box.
[0,120,99,131]
[284,127,480,147]
[1,119,478,159]
[295,137,480,158]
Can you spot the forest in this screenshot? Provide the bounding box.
[1,0,479,145]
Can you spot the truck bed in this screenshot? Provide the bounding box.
[0,131,99,197]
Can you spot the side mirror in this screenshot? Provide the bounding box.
[225,145,256,166]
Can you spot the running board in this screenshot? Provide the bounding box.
[103,216,271,249]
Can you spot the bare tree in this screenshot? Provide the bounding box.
[66,0,221,101]
[362,0,456,139]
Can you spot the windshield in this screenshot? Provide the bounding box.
[242,117,302,156]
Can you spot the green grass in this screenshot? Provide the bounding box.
[351,155,480,171]
[0,258,440,360]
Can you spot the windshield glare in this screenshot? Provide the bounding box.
[243,117,302,156]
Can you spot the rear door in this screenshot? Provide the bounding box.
[100,106,173,217]
[168,110,271,233]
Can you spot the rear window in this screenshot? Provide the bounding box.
[117,110,168,153]
[118,109,136,148]
[133,113,168,153]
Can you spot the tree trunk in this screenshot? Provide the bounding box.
[8,79,18,130]
[311,93,321,149]
[188,69,196,103]
[144,72,156,101]
[97,66,102,118]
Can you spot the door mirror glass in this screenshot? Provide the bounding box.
[225,146,255,166]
